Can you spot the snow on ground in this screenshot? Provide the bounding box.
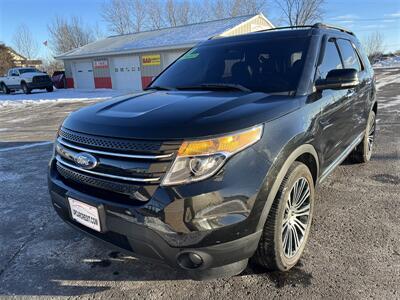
[373,56,400,69]
[375,71,400,91]
[0,88,131,108]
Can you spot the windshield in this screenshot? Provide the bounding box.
[150,36,310,94]
[19,68,40,74]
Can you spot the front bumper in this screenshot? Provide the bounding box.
[27,81,53,89]
[48,144,270,278]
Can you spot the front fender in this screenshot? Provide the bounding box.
[254,142,319,231]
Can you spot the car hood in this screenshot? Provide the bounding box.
[63,90,301,140]
[21,72,48,78]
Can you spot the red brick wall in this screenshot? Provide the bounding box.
[94,77,112,89]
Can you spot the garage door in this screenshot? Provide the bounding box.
[73,61,94,89]
[111,56,141,90]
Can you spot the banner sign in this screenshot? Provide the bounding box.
[142,54,161,66]
[94,59,109,69]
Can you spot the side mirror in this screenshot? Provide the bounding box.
[315,68,359,91]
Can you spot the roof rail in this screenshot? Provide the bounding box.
[312,23,354,35]
[253,23,354,36]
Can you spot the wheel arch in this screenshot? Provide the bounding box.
[255,143,319,231]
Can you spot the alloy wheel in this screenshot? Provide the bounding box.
[282,177,311,258]
[367,115,376,154]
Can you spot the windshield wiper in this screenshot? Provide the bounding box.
[144,85,175,91]
[176,83,251,92]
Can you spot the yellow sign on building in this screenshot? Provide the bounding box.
[142,54,161,66]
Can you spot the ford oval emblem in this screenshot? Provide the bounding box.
[74,152,98,170]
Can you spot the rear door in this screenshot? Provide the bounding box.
[336,39,369,139]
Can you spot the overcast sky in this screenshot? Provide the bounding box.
[0,0,399,59]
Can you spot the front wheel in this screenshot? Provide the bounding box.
[46,86,54,92]
[351,110,376,163]
[21,82,31,94]
[252,161,315,271]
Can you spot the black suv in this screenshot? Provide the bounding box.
[48,24,376,279]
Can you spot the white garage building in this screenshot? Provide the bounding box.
[55,14,273,90]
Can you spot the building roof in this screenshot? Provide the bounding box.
[56,14,273,60]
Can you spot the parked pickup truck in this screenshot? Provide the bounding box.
[0,67,54,94]
[49,23,377,280]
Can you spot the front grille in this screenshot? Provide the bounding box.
[32,75,51,83]
[55,127,181,203]
[56,163,149,201]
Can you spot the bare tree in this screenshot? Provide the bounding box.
[42,58,64,75]
[129,0,147,32]
[274,0,324,26]
[362,32,385,63]
[101,0,267,34]
[209,0,265,19]
[147,0,165,29]
[0,44,15,75]
[12,24,39,59]
[166,0,179,27]
[231,0,265,17]
[102,0,133,34]
[48,16,94,55]
[165,0,196,27]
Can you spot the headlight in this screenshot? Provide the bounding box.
[162,125,263,186]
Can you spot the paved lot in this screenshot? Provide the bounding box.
[0,70,399,299]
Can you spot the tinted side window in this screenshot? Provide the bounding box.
[337,39,361,72]
[316,41,343,80]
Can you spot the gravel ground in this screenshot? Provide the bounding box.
[0,69,399,299]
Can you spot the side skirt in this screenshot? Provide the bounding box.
[318,131,364,184]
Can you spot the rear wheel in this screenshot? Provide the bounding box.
[351,110,376,163]
[21,82,31,94]
[252,161,315,271]
[46,86,54,92]
[1,83,10,94]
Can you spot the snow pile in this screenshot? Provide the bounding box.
[373,56,400,69]
[0,89,130,108]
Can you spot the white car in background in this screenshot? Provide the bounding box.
[0,67,54,94]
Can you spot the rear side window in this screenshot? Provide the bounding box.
[337,39,362,72]
[316,41,343,80]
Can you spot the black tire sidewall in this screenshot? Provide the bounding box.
[22,83,29,94]
[273,163,315,270]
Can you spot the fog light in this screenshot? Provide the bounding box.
[177,252,203,269]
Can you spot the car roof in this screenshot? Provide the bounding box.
[204,23,356,46]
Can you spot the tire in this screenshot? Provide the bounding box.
[252,161,315,271]
[1,83,10,94]
[21,82,31,94]
[351,110,376,163]
[46,86,54,92]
